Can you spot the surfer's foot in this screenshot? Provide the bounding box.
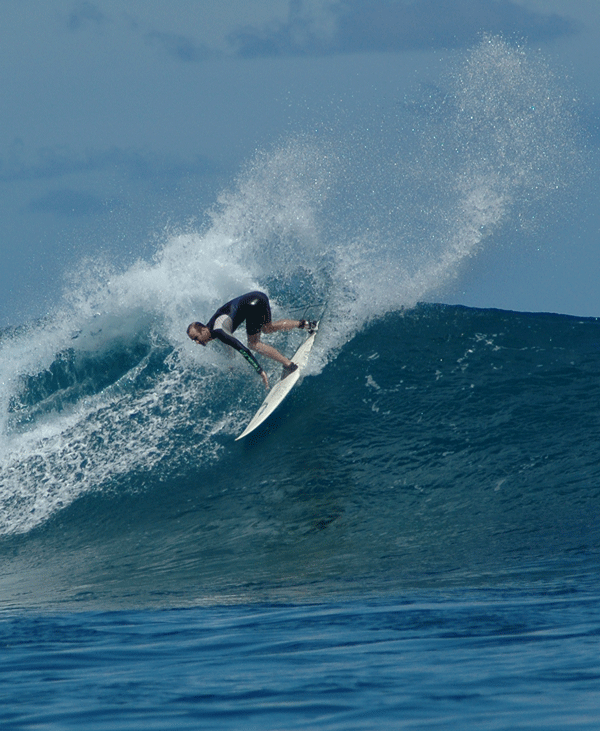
[299,319,318,334]
[281,362,298,379]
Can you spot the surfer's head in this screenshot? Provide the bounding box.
[187,322,211,346]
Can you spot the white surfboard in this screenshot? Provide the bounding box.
[235,331,317,440]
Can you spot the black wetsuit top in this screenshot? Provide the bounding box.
[206,291,272,374]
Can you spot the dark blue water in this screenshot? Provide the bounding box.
[3,588,600,731]
[1,36,597,731]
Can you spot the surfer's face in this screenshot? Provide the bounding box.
[188,325,211,346]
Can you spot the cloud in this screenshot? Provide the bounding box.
[144,30,217,62]
[27,189,118,217]
[66,1,107,31]
[2,146,221,219]
[0,145,218,184]
[64,6,216,63]
[228,0,576,58]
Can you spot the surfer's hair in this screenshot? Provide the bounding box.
[187,321,205,335]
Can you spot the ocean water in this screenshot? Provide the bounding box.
[1,37,599,729]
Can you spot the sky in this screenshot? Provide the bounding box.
[1,0,599,326]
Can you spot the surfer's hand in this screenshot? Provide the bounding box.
[260,371,270,390]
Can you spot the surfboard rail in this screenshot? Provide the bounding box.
[235,330,317,440]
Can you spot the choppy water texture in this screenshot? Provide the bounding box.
[0,36,598,730]
[3,589,600,731]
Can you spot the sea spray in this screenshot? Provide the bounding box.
[327,35,580,319]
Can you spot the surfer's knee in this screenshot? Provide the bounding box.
[248,334,261,351]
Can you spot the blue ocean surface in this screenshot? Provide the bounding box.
[2,588,600,730]
[1,36,599,731]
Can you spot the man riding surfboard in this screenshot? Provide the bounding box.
[187,291,315,389]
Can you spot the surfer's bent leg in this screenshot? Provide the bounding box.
[247,333,292,367]
[244,294,299,366]
[262,319,302,333]
[245,293,303,335]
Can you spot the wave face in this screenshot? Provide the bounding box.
[0,36,592,609]
[2,304,600,608]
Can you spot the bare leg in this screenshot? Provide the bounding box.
[248,333,293,366]
[247,318,305,367]
[262,319,302,334]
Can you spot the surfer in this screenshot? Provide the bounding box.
[187,291,315,389]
